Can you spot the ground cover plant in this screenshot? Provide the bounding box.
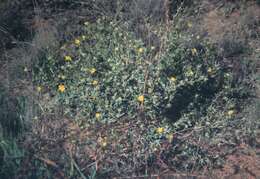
[29,15,254,178]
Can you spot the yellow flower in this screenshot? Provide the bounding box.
[137,95,144,103]
[187,22,192,28]
[101,141,107,147]
[92,80,98,86]
[138,47,144,53]
[156,127,165,134]
[95,112,101,119]
[89,68,96,74]
[58,84,65,92]
[64,55,72,62]
[166,134,174,142]
[98,137,107,148]
[170,76,177,82]
[115,47,119,51]
[187,69,194,77]
[191,48,198,56]
[227,110,235,116]
[36,86,42,92]
[74,39,81,46]
[207,67,213,74]
[58,74,66,80]
[82,35,86,40]
[84,21,89,26]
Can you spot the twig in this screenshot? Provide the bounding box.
[71,157,87,179]
[34,155,66,178]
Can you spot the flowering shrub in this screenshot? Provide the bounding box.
[33,18,232,128]
[30,15,254,178]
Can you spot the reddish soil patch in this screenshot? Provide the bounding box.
[210,143,260,179]
[203,0,260,42]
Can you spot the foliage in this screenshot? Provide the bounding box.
[0,139,24,178]
[0,86,24,178]
[33,18,230,126]
[29,15,255,177]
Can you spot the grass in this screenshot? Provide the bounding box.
[0,85,25,178]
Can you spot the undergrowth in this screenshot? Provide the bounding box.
[27,16,255,178]
[0,0,258,178]
[0,86,24,178]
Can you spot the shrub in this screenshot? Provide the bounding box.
[31,17,253,176]
[33,17,236,129]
